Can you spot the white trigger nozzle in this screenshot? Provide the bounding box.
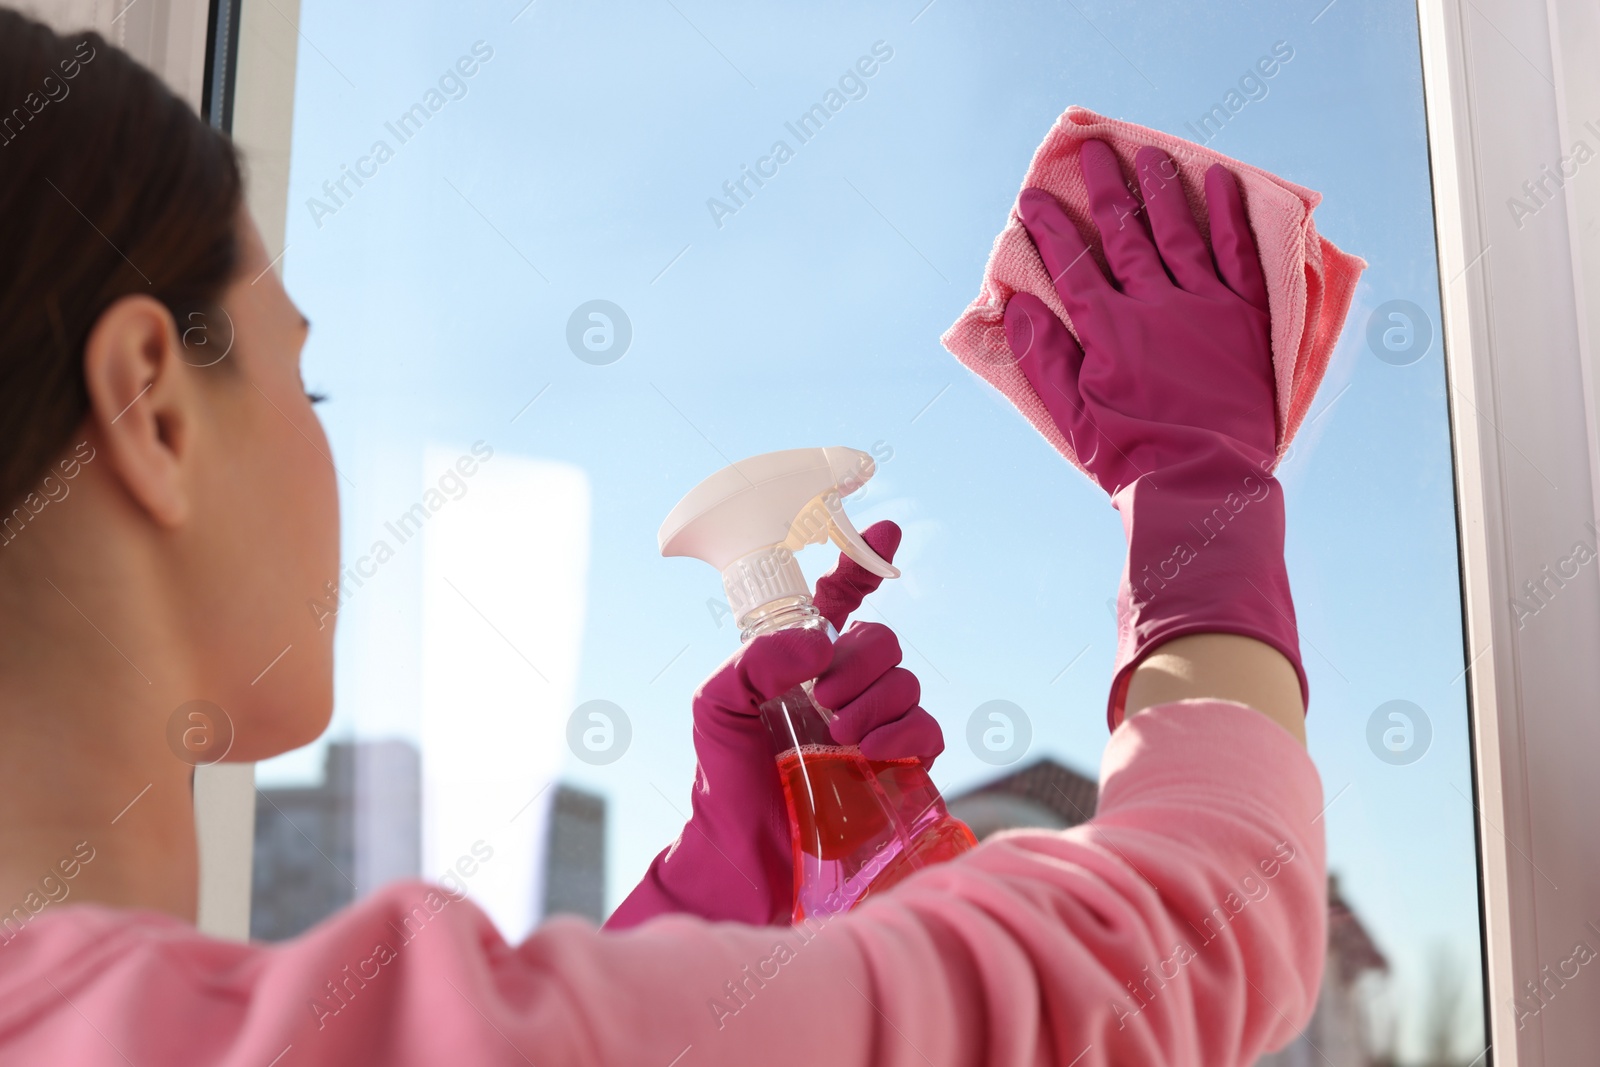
[823,494,898,579]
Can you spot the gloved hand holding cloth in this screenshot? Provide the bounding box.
[1002,141,1312,727]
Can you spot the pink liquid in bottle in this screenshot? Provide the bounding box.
[765,685,976,921]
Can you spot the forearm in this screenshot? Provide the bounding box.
[1126,633,1307,745]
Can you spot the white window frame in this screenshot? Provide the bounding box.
[56,0,1600,1058]
[1420,0,1600,1063]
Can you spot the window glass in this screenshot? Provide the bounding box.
[249,1,1483,1061]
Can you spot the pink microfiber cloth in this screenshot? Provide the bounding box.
[942,106,1366,472]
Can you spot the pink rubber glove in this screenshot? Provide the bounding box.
[1002,140,1308,729]
[605,521,943,929]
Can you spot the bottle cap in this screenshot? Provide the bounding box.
[659,447,898,626]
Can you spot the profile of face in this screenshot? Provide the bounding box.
[211,217,341,757]
[81,213,340,760]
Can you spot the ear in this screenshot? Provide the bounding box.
[81,295,195,527]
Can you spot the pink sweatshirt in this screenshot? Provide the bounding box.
[0,700,1325,1065]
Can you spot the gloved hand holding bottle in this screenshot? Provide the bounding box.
[606,521,946,929]
[1002,140,1309,727]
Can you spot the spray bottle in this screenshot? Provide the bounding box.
[660,446,976,921]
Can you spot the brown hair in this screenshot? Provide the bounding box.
[0,7,243,508]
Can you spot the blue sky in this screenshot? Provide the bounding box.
[264,0,1482,1057]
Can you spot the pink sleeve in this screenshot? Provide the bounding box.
[2,700,1325,1066]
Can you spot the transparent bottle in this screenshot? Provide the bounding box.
[742,595,977,921]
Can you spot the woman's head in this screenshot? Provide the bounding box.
[0,9,337,760]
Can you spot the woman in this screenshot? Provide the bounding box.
[0,10,1324,1065]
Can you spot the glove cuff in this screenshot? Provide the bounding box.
[1105,444,1308,730]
